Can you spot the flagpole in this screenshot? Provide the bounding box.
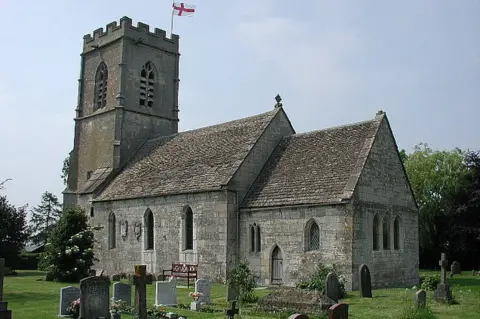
[170,0,175,38]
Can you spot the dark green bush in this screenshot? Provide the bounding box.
[18,252,40,270]
[420,275,440,291]
[296,263,347,298]
[226,259,258,304]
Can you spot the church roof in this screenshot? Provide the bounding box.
[96,108,282,201]
[241,115,383,208]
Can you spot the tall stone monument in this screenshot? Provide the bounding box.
[433,253,452,303]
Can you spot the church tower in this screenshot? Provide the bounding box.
[64,17,180,206]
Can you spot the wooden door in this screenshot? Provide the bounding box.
[271,246,283,284]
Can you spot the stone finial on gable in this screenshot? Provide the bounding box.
[375,110,386,120]
[274,94,283,108]
[376,110,385,116]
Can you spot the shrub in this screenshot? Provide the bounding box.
[40,206,99,282]
[296,263,347,298]
[226,259,258,304]
[18,252,40,270]
[420,275,440,291]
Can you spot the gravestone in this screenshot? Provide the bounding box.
[328,303,349,319]
[195,279,211,304]
[358,264,372,298]
[79,276,110,319]
[288,315,310,319]
[58,286,80,316]
[130,265,153,319]
[155,277,177,306]
[225,300,239,319]
[415,289,426,308]
[433,253,452,303]
[226,284,238,301]
[325,272,340,302]
[113,282,132,306]
[450,261,461,276]
[0,258,12,319]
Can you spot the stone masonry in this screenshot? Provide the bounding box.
[64,17,419,290]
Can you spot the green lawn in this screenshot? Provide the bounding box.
[3,270,480,319]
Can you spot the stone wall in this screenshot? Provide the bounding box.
[91,190,230,282]
[351,117,419,289]
[239,204,354,288]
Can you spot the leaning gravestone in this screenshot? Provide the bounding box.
[58,286,80,316]
[358,264,372,298]
[415,289,426,309]
[79,276,110,319]
[325,272,340,302]
[113,282,132,306]
[328,303,349,319]
[195,279,211,304]
[450,261,461,275]
[155,277,177,306]
[288,314,310,319]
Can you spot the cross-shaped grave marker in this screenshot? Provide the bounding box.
[225,300,239,319]
[129,265,152,319]
[433,252,452,302]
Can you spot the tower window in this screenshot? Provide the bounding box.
[144,209,154,250]
[140,62,155,108]
[108,212,116,249]
[94,62,108,110]
[185,207,193,250]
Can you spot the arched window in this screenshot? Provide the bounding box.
[185,207,193,250]
[94,62,108,109]
[373,214,380,251]
[394,217,400,250]
[383,216,390,250]
[305,219,320,251]
[108,212,116,249]
[256,225,261,252]
[144,209,154,250]
[250,224,255,252]
[139,62,155,107]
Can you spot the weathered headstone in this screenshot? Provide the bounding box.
[225,300,239,319]
[79,276,110,319]
[226,284,238,301]
[358,264,372,298]
[287,314,310,319]
[433,253,452,303]
[0,258,12,319]
[328,303,349,319]
[325,272,340,302]
[155,277,177,306]
[58,286,80,316]
[130,265,153,319]
[450,261,461,275]
[415,289,426,308]
[195,279,211,304]
[113,282,132,306]
[95,269,105,277]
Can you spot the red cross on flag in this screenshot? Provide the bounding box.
[173,2,196,17]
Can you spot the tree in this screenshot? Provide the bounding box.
[61,155,70,186]
[40,206,98,282]
[403,143,469,267]
[29,191,63,246]
[444,150,480,269]
[0,191,30,269]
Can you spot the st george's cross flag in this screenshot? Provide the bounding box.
[172,2,196,17]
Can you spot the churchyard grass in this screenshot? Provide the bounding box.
[3,270,480,319]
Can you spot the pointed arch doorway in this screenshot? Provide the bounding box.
[271,246,283,285]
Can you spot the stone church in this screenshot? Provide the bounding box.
[64,17,419,290]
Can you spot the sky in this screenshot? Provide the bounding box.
[0,0,479,213]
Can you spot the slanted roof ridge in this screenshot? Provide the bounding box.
[291,117,379,139]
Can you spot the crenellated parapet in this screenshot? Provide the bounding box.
[83,16,179,54]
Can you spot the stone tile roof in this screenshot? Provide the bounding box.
[96,108,281,201]
[241,117,382,208]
